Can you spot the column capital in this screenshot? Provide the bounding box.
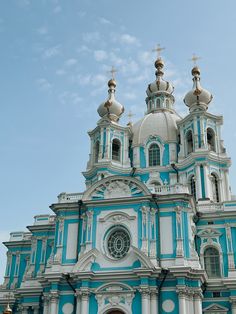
[138,286,150,297]
[49,291,59,302]
[176,286,187,297]
[193,288,203,300]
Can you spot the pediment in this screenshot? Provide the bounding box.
[197,228,222,238]
[203,303,228,312]
[83,176,151,201]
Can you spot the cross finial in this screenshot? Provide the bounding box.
[189,53,201,66]
[127,110,134,121]
[108,66,117,80]
[152,44,165,58]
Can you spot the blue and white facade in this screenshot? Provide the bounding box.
[1,57,236,314]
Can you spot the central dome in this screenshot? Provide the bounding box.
[132,111,181,146]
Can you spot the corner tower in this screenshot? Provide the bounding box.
[83,74,132,188]
[177,65,231,203]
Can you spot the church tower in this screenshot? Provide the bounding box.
[1,51,236,314]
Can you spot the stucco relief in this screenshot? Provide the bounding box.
[95,283,134,314]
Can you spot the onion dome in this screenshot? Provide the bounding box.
[3,304,12,314]
[146,58,174,97]
[184,66,213,112]
[97,79,124,122]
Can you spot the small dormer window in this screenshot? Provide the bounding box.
[149,144,160,166]
[156,98,161,108]
[112,139,121,161]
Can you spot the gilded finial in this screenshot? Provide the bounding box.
[189,54,201,76]
[107,66,117,87]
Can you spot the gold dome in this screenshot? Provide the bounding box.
[191,66,200,76]
[155,58,164,69]
[108,79,116,88]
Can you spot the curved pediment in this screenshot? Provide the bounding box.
[83,176,151,201]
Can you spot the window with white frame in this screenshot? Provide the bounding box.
[204,247,221,278]
[207,128,216,152]
[186,130,193,154]
[148,143,160,167]
[112,139,121,161]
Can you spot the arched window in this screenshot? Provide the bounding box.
[186,130,193,154]
[204,247,221,278]
[212,173,220,202]
[207,128,216,152]
[112,139,121,161]
[166,99,170,109]
[190,175,196,200]
[94,141,100,163]
[156,98,161,108]
[149,144,160,166]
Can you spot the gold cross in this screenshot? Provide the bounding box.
[152,44,165,58]
[127,110,135,122]
[107,66,117,79]
[189,53,201,65]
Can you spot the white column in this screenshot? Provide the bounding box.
[43,294,49,314]
[80,289,90,314]
[49,291,59,314]
[140,288,150,314]
[76,290,81,314]
[193,293,202,314]
[203,164,210,199]
[177,288,186,314]
[150,289,158,314]
[196,165,202,200]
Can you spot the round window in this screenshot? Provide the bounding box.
[107,227,130,259]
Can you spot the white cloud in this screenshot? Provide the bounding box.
[59,91,83,106]
[123,92,137,100]
[36,78,52,91]
[91,74,107,86]
[37,26,48,35]
[42,45,60,59]
[56,69,66,76]
[120,34,140,45]
[17,0,30,7]
[94,50,108,62]
[77,45,91,53]
[138,51,153,65]
[77,74,91,86]
[65,58,78,67]
[82,31,100,43]
[120,60,139,75]
[53,5,62,14]
[99,17,112,25]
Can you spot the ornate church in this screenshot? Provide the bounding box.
[0,51,236,314]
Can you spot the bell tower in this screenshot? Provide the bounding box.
[177,62,231,202]
[83,70,132,188]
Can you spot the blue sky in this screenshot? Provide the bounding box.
[1,0,236,281]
